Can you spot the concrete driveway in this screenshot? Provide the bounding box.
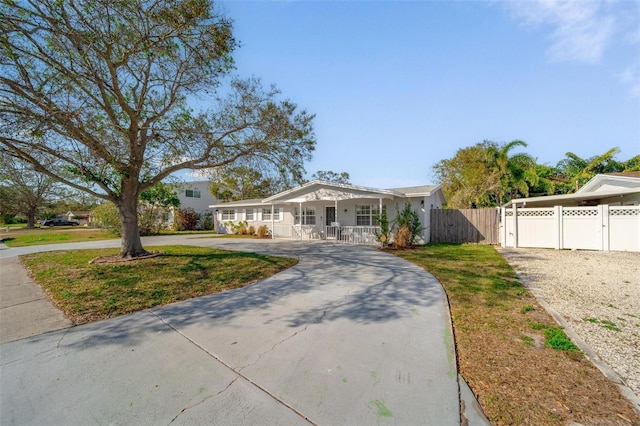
[0,236,463,425]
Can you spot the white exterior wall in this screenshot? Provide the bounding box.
[177,181,216,212]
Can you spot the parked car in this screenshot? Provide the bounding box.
[40,218,80,227]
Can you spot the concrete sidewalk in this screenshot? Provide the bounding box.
[0,238,480,425]
[0,256,72,343]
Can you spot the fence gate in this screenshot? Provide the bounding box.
[430,208,500,244]
[500,205,640,252]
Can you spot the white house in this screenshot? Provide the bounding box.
[166,181,218,226]
[209,180,446,245]
[500,172,640,252]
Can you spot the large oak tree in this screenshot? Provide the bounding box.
[0,0,315,257]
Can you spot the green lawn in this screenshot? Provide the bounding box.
[20,245,297,324]
[1,227,223,247]
[1,227,117,247]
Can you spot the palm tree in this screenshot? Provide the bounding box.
[486,140,538,206]
[557,148,623,192]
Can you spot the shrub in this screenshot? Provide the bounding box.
[237,221,249,235]
[91,202,121,235]
[202,211,214,230]
[393,202,424,246]
[247,225,255,236]
[394,225,411,249]
[374,209,391,246]
[256,225,269,238]
[175,208,199,231]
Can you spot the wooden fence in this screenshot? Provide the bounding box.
[430,208,500,244]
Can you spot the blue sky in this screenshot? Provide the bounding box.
[215,0,640,188]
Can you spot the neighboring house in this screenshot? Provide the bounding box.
[500,173,640,252]
[166,181,218,227]
[65,211,92,226]
[504,172,640,208]
[210,180,446,245]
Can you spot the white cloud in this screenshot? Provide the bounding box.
[505,0,615,63]
[620,64,640,98]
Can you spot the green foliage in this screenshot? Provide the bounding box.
[139,183,180,235]
[202,211,214,230]
[91,202,121,236]
[520,304,535,314]
[310,170,351,184]
[226,220,249,235]
[0,1,315,256]
[374,209,391,246]
[209,166,278,201]
[433,143,638,207]
[543,327,580,351]
[392,202,424,246]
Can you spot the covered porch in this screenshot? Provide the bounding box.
[263,182,402,246]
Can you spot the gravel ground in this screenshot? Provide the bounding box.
[498,248,640,398]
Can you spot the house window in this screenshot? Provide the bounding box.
[185,189,201,198]
[356,204,384,226]
[294,207,316,225]
[221,209,235,221]
[246,208,254,220]
[262,207,280,221]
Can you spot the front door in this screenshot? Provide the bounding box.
[325,206,336,226]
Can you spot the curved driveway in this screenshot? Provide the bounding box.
[0,236,460,425]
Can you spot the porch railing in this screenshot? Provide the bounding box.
[325,225,380,246]
[272,224,381,246]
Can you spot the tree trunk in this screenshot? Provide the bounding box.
[117,183,148,258]
[27,209,36,228]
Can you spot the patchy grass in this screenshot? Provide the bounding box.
[2,227,116,247]
[20,245,297,324]
[583,317,622,332]
[1,227,221,247]
[394,243,639,425]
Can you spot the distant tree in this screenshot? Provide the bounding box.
[209,166,276,201]
[138,183,180,235]
[311,170,351,185]
[0,0,315,257]
[486,140,538,205]
[0,155,66,227]
[556,148,637,192]
[432,141,499,208]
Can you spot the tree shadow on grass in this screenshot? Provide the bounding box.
[14,241,447,352]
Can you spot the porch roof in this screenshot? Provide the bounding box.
[263,180,403,204]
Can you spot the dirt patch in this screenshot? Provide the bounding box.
[500,248,640,400]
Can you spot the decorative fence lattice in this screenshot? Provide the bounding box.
[500,205,639,252]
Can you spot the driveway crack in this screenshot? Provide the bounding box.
[168,377,239,424]
[240,324,311,371]
[150,311,316,425]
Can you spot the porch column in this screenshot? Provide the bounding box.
[271,203,275,239]
[334,200,338,224]
[299,201,303,241]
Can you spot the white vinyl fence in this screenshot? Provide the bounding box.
[500,205,640,252]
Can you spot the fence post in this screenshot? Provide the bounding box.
[512,204,518,248]
[554,205,561,250]
[600,204,609,251]
[500,207,506,247]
